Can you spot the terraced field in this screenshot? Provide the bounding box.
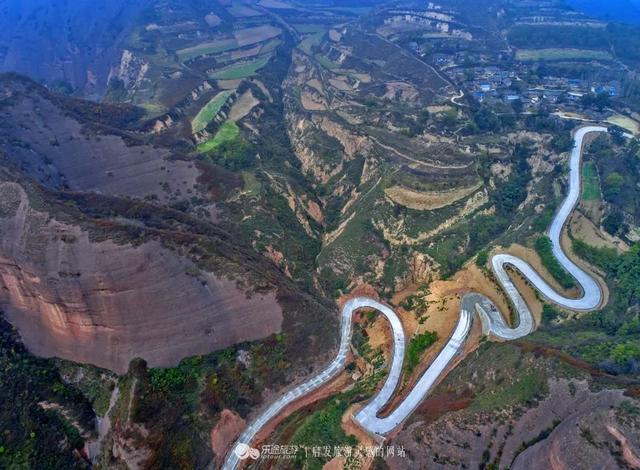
[209,55,272,80]
[177,39,239,62]
[191,90,234,133]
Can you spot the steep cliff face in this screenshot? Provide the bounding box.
[0,182,283,373]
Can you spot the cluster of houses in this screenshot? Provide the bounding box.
[448,65,620,107]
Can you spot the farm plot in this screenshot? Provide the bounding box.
[292,24,326,34]
[227,2,262,17]
[581,162,600,201]
[191,90,234,133]
[299,32,324,54]
[258,0,295,8]
[234,25,281,47]
[209,55,271,80]
[197,121,240,152]
[177,38,239,61]
[228,90,260,121]
[515,48,612,61]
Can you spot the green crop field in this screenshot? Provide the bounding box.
[292,23,326,34]
[209,55,271,80]
[242,171,261,197]
[191,90,234,134]
[515,48,612,61]
[197,121,240,152]
[582,162,601,201]
[177,39,239,61]
[259,38,281,54]
[314,53,338,70]
[299,32,323,54]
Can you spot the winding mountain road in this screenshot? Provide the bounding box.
[223,126,611,468]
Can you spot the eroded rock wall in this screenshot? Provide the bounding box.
[0,182,283,373]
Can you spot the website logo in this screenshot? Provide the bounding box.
[234,443,261,460]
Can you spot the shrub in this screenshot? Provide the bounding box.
[534,236,575,289]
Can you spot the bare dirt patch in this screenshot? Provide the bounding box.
[211,409,246,465]
[301,91,327,111]
[606,114,640,135]
[569,210,628,252]
[217,78,243,90]
[329,77,352,92]
[204,14,222,27]
[231,44,262,60]
[306,79,324,94]
[228,90,260,121]
[383,81,419,102]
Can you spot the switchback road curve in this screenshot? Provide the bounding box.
[223,126,612,468]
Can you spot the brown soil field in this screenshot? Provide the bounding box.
[228,90,260,121]
[217,78,243,90]
[227,5,261,18]
[231,44,262,60]
[234,25,281,47]
[301,91,327,110]
[258,0,295,9]
[569,209,629,252]
[385,182,482,210]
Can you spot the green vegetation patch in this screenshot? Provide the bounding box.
[437,343,563,415]
[472,368,547,411]
[197,121,240,152]
[0,315,95,468]
[177,39,239,61]
[54,360,117,417]
[241,171,261,197]
[299,32,324,54]
[287,396,358,468]
[323,6,372,15]
[581,162,601,201]
[314,53,339,70]
[292,23,326,34]
[405,331,438,374]
[530,240,640,375]
[200,125,255,171]
[515,48,612,62]
[191,90,234,134]
[209,55,271,80]
[508,25,609,50]
[534,236,576,289]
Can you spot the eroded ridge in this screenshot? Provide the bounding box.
[223,127,611,467]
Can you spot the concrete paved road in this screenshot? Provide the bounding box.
[222,126,611,467]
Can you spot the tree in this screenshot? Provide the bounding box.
[603,172,624,200]
[608,126,626,145]
[581,92,610,111]
[550,132,573,152]
[611,343,640,365]
[603,211,624,235]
